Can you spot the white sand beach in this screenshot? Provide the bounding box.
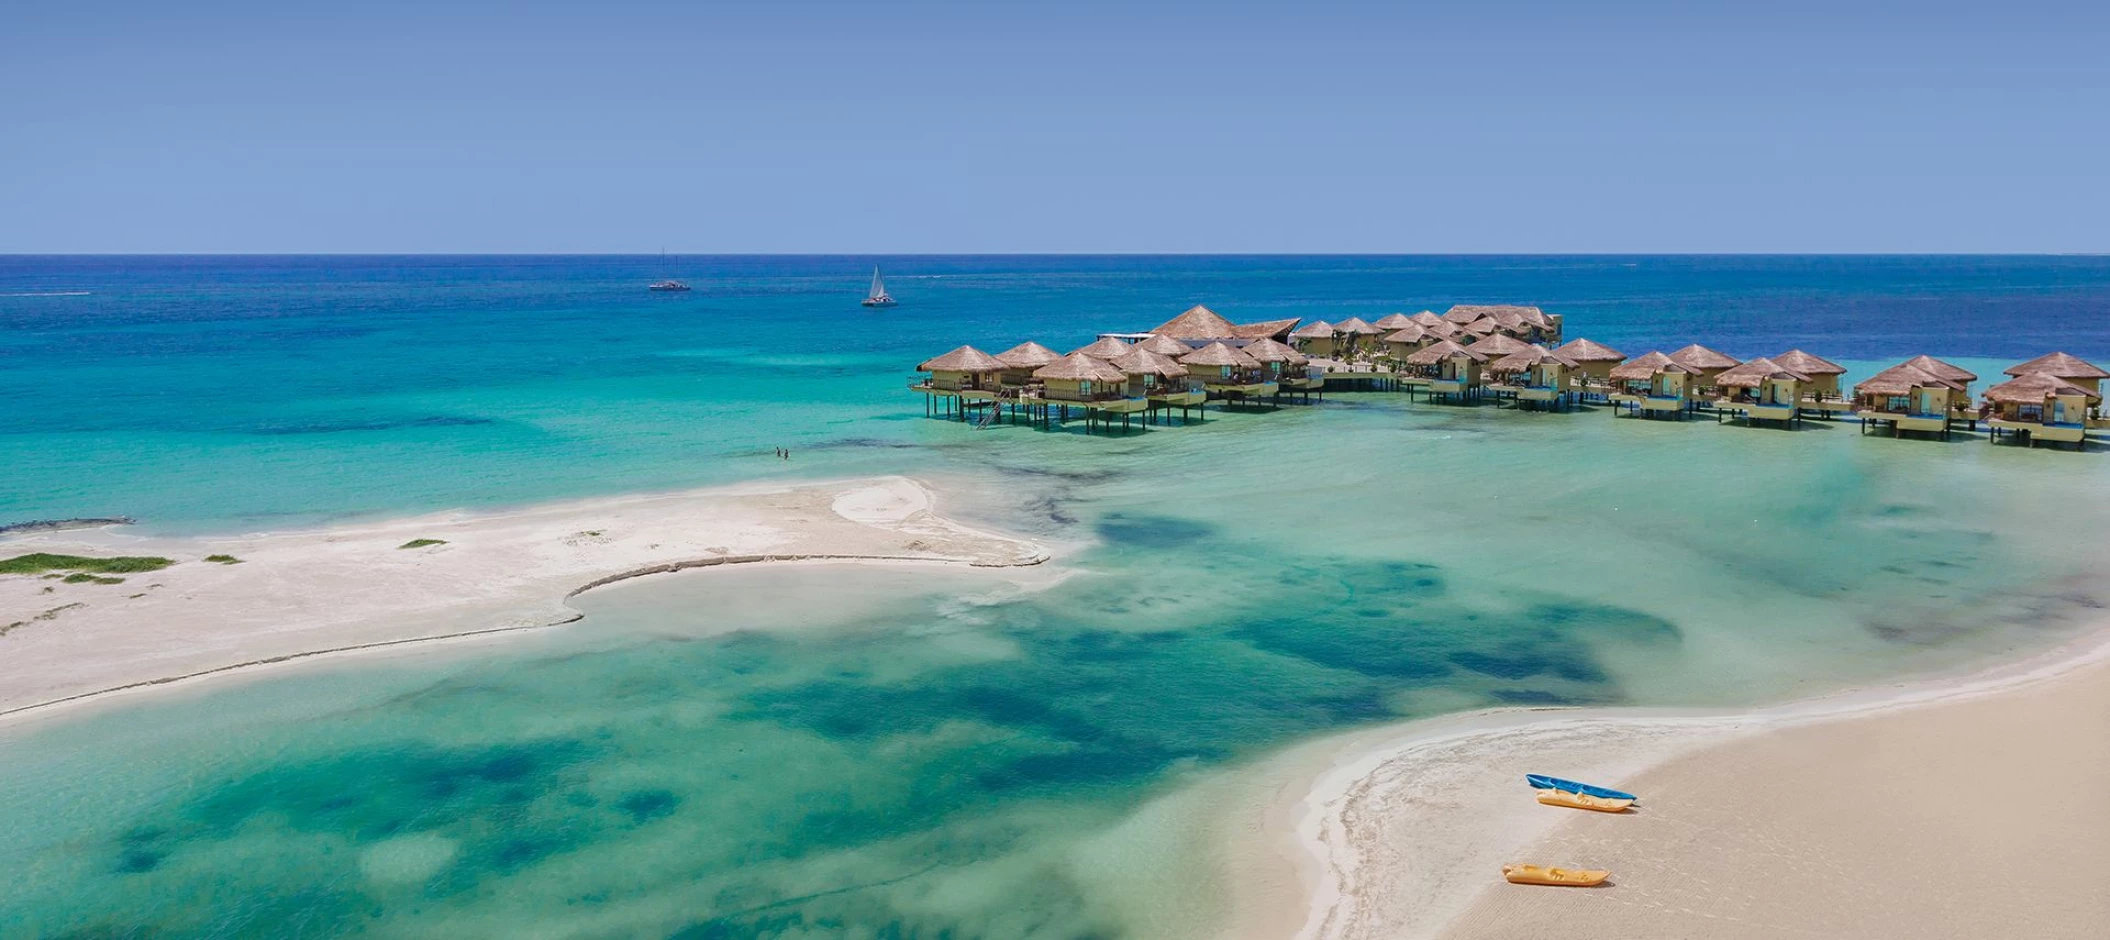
[1240,619,2110,940]
[0,476,1048,722]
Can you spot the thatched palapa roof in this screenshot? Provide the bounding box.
[1984,372,2101,404]
[1243,337,1309,365]
[1071,336,1134,360]
[1109,348,1189,379]
[1402,339,1486,366]
[1151,304,1241,339]
[1289,320,1336,340]
[1231,318,1302,340]
[1408,311,1447,327]
[920,345,1005,373]
[1489,347,1579,374]
[1772,349,1848,376]
[1463,319,1500,335]
[1669,344,1741,371]
[1444,304,1551,327]
[1606,351,1694,381]
[1714,356,1811,388]
[1382,325,1428,344]
[2004,351,2110,381]
[1134,333,1194,356]
[1854,364,1961,397]
[1372,313,1416,330]
[1552,338,1627,363]
[1180,341,1260,368]
[1899,355,1978,384]
[1333,317,1383,336]
[1034,352,1127,383]
[994,342,1063,370]
[1465,333,1534,357]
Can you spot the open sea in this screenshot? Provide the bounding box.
[4,255,2110,938]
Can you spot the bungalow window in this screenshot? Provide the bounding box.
[2018,403,2044,422]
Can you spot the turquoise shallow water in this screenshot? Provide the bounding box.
[4,257,2110,937]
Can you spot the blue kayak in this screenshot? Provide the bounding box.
[1526,774,1638,802]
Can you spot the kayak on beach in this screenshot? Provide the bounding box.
[1526,774,1638,802]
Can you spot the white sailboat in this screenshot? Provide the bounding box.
[861,266,897,307]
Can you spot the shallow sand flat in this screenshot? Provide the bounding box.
[1439,655,2110,940]
[0,476,1047,719]
[1250,614,2110,940]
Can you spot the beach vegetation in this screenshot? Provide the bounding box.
[398,539,448,550]
[204,554,243,564]
[0,553,174,576]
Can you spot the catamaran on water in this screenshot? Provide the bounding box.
[862,266,897,307]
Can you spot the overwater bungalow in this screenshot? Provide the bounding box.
[1488,347,1582,411]
[1606,351,1698,418]
[1895,355,1982,427]
[993,341,1064,388]
[1401,339,1487,403]
[914,345,1007,420]
[2003,352,2108,425]
[1025,352,1145,431]
[1289,321,1337,358]
[1109,347,1205,424]
[1982,372,2100,449]
[1246,337,1322,399]
[1551,339,1627,397]
[1853,362,1970,439]
[1331,317,1384,358]
[1180,341,1278,405]
[1071,336,1134,359]
[1712,357,1809,428]
[1772,349,1850,415]
[1668,345,1743,404]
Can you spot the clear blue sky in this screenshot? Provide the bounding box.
[5,1,2105,253]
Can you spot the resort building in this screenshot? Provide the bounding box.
[913,345,1007,419]
[1712,357,1809,428]
[1442,304,1562,343]
[1488,347,1581,410]
[1772,349,1851,415]
[1371,313,1418,334]
[1402,339,1487,403]
[1895,355,1982,427]
[1289,321,1337,358]
[2002,352,2108,424]
[1983,372,2100,449]
[1668,345,1743,404]
[1853,361,1971,440]
[1606,351,1698,418]
[1180,341,1279,404]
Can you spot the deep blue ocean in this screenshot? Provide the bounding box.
[5,254,2108,530]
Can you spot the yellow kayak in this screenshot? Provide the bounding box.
[1536,788,1634,813]
[1503,864,1610,887]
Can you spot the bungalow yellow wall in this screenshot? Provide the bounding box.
[1296,337,1339,358]
[1994,392,2094,425]
[1440,357,1480,384]
[928,369,997,391]
[1041,376,1121,402]
[1528,362,1574,390]
[1385,338,1431,361]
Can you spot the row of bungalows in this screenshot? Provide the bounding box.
[1290,305,1561,366]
